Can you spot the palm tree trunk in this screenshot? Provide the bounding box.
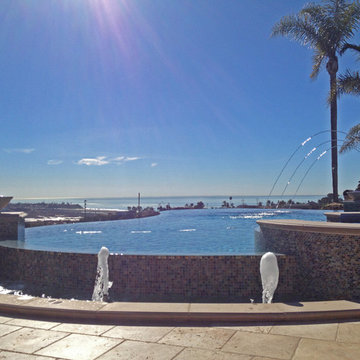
[328,58,339,202]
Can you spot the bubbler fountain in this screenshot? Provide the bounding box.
[260,252,279,303]
[92,247,112,302]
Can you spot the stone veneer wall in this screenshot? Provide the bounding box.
[257,220,360,301]
[0,214,25,241]
[0,245,297,302]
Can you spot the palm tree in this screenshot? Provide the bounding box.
[272,0,360,202]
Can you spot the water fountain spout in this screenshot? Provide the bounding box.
[92,247,112,302]
[260,252,279,304]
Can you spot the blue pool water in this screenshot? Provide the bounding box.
[22,208,326,255]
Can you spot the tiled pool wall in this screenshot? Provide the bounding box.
[0,245,297,302]
[1,220,358,302]
[257,221,360,301]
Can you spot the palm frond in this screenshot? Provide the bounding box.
[340,42,360,56]
[271,14,320,47]
[338,69,360,95]
[340,123,360,153]
[311,49,326,78]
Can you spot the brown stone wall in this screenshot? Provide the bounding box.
[0,214,25,241]
[0,245,297,302]
[257,222,360,301]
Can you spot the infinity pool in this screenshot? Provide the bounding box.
[19,208,326,255]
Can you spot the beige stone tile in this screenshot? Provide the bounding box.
[270,323,338,341]
[222,331,299,359]
[0,316,12,324]
[35,333,121,360]
[251,357,284,360]
[52,323,114,336]
[218,325,272,334]
[251,358,285,360]
[173,347,252,360]
[0,351,56,359]
[26,297,104,311]
[159,327,234,350]
[98,340,183,360]
[0,324,21,337]
[337,321,360,344]
[7,318,60,330]
[102,326,174,342]
[0,294,35,305]
[0,328,68,353]
[293,338,360,360]
[100,301,188,312]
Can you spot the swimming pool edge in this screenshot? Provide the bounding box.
[0,294,359,325]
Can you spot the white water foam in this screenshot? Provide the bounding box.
[76,231,102,235]
[230,210,291,220]
[179,229,196,232]
[131,230,151,234]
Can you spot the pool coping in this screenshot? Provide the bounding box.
[0,294,359,324]
[257,219,360,235]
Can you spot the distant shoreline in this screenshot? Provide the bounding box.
[2,195,341,228]
[4,202,160,228]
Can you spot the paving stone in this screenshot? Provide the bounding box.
[222,330,299,359]
[0,328,68,353]
[7,318,60,330]
[0,294,35,306]
[218,325,272,334]
[0,316,12,324]
[0,324,21,337]
[270,323,338,341]
[35,333,121,360]
[52,323,114,336]
[293,338,360,360]
[336,321,360,344]
[0,350,55,359]
[27,297,104,311]
[173,347,252,360]
[98,340,183,360]
[159,327,234,350]
[102,326,174,342]
[100,301,188,313]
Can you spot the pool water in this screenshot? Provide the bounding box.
[21,208,327,255]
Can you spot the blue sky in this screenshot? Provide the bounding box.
[1,0,359,199]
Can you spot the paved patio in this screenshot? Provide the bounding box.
[0,294,360,359]
[0,314,359,359]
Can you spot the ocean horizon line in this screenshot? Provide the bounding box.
[14,194,326,201]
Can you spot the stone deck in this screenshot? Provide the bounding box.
[0,295,359,359]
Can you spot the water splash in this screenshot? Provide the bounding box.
[260,252,279,304]
[92,247,112,302]
[268,130,347,201]
[292,148,330,200]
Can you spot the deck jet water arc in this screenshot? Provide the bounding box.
[260,252,279,304]
[92,247,112,301]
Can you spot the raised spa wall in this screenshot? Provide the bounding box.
[256,220,360,301]
[0,213,25,241]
